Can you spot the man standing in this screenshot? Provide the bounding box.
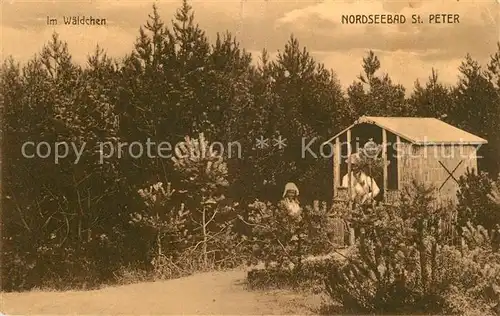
[341,152,380,244]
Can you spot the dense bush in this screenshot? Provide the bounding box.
[324,182,500,315]
[457,169,500,231]
[242,199,334,270]
[442,230,500,315]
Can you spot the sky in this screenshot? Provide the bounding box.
[1,0,499,91]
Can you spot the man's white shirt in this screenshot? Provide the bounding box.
[341,172,380,203]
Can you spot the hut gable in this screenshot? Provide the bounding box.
[327,116,488,145]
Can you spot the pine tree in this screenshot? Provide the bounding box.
[408,69,454,118]
[172,0,210,70]
[453,54,500,176]
[247,35,347,201]
[349,50,409,117]
[486,45,500,177]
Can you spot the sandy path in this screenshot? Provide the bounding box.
[1,269,324,315]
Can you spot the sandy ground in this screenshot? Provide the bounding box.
[1,268,327,315]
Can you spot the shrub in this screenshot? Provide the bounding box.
[129,133,245,279]
[324,181,500,315]
[170,133,244,270]
[438,244,500,315]
[243,199,334,270]
[129,181,189,279]
[457,169,500,230]
[489,182,500,205]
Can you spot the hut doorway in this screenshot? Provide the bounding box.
[337,123,399,203]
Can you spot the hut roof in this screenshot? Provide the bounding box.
[327,116,488,145]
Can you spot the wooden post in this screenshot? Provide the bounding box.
[334,137,340,198]
[382,129,388,202]
[347,129,354,245]
[396,136,401,190]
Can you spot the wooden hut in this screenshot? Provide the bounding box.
[326,116,488,205]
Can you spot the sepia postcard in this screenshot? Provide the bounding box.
[1,0,500,315]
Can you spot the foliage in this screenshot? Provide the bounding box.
[2,0,500,293]
[408,69,454,118]
[350,146,385,180]
[226,36,347,203]
[324,182,500,315]
[1,33,125,291]
[347,50,410,117]
[457,169,500,231]
[490,182,500,205]
[129,181,189,278]
[453,55,500,177]
[171,133,243,271]
[128,133,243,279]
[243,200,334,270]
[440,225,500,315]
